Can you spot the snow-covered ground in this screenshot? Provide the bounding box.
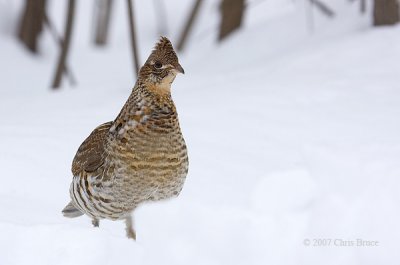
[1,0,399,264]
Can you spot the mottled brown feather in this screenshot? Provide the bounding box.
[71,122,112,176]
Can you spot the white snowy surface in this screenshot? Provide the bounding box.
[1,0,400,264]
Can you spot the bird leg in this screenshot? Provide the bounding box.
[125,216,136,240]
[92,218,99,227]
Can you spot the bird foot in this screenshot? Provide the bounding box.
[126,227,136,240]
[92,218,99,227]
[125,216,136,240]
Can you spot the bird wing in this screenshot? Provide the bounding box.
[71,121,113,176]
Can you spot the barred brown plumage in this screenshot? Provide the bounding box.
[62,37,188,240]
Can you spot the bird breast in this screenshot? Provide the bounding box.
[107,111,188,204]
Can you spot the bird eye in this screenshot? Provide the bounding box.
[154,61,162,69]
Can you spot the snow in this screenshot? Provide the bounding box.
[1,0,400,264]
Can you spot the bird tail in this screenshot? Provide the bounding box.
[62,201,84,218]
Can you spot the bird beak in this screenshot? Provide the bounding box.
[175,63,185,74]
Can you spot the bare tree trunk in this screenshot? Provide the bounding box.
[18,0,47,53]
[93,0,113,45]
[218,0,245,41]
[127,0,140,78]
[177,0,203,51]
[51,0,75,89]
[373,0,400,26]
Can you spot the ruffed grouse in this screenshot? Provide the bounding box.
[62,37,188,240]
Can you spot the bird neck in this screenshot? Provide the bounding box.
[116,81,176,122]
[140,78,176,110]
[110,83,178,137]
[146,81,171,96]
[144,72,177,97]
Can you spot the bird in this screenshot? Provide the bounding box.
[62,37,188,240]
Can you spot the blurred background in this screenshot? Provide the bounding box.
[0,0,399,264]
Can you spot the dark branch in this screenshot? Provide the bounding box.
[311,0,335,18]
[127,0,140,78]
[177,0,203,52]
[44,13,76,86]
[51,0,75,89]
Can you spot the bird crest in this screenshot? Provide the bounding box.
[139,37,184,84]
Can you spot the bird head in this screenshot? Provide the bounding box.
[139,37,184,92]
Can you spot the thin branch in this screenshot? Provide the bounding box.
[177,0,203,52]
[127,0,140,77]
[43,13,76,86]
[93,0,113,45]
[51,0,75,89]
[310,0,335,18]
